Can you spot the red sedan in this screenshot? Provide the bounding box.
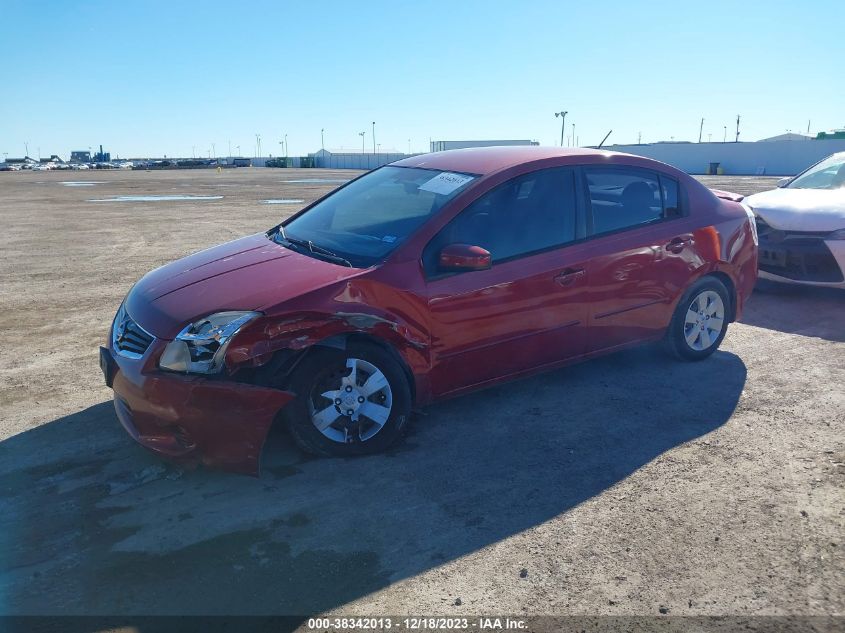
[100,147,758,474]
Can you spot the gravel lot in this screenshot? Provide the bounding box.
[0,168,842,624]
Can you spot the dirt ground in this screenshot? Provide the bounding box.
[0,168,842,624]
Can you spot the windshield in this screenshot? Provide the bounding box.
[275,166,477,267]
[787,154,845,190]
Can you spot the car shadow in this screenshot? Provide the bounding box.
[0,347,746,621]
[742,281,845,342]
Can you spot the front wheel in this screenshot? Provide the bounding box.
[664,277,730,361]
[285,343,412,457]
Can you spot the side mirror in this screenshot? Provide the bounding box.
[776,177,791,188]
[438,243,491,272]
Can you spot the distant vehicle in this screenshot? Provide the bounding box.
[744,151,845,288]
[100,147,758,474]
[32,164,52,171]
[71,163,91,170]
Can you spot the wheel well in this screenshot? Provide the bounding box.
[704,271,737,322]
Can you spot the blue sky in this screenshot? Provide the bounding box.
[2,0,843,159]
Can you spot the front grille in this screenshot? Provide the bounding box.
[113,304,155,358]
[755,218,843,282]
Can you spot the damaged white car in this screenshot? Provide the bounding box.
[745,151,845,288]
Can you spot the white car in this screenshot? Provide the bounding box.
[744,151,845,288]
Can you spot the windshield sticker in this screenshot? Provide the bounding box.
[419,172,474,196]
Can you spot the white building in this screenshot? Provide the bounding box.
[602,139,845,176]
[430,140,539,152]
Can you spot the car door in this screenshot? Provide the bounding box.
[580,166,699,352]
[423,167,591,397]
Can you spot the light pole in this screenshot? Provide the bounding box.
[321,128,325,152]
[372,121,376,154]
[212,143,216,159]
[228,140,231,156]
[284,134,288,158]
[25,142,30,157]
[255,133,261,158]
[554,111,568,147]
[192,146,196,158]
[723,126,727,143]
[572,123,575,148]
[236,145,241,157]
[359,131,366,154]
[408,139,411,154]
[698,118,704,143]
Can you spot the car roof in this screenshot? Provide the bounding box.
[391,146,658,176]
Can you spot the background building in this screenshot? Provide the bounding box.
[603,137,845,175]
[430,139,538,152]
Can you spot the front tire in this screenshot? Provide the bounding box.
[284,343,412,457]
[664,277,730,361]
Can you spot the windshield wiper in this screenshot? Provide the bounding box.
[276,227,353,267]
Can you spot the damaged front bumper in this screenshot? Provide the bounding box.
[100,342,295,476]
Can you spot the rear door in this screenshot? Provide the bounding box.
[580,167,699,352]
[423,167,591,396]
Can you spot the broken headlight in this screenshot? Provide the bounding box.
[159,311,260,374]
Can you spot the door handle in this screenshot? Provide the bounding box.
[666,234,693,254]
[554,268,585,286]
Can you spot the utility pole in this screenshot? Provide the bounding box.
[554,111,568,147]
[735,115,740,142]
[372,121,376,154]
[192,146,196,158]
[698,118,704,143]
[212,143,216,159]
[359,131,366,154]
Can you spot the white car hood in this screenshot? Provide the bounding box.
[745,188,845,232]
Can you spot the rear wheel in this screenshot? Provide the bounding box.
[664,277,730,361]
[285,343,411,457]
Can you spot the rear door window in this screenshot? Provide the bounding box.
[585,168,670,235]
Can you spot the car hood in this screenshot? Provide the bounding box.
[745,188,845,232]
[125,233,365,339]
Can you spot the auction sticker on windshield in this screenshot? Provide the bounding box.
[419,172,475,195]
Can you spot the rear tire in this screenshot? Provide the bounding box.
[664,276,730,361]
[284,343,411,457]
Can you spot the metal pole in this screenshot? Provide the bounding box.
[572,123,575,147]
[372,122,376,154]
[735,115,740,142]
[321,128,325,152]
[698,118,704,143]
[555,111,567,147]
[723,126,727,143]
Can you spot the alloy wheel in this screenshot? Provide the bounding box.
[307,357,393,444]
[683,290,725,351]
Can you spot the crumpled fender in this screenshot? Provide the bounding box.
[225,306,432,402]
